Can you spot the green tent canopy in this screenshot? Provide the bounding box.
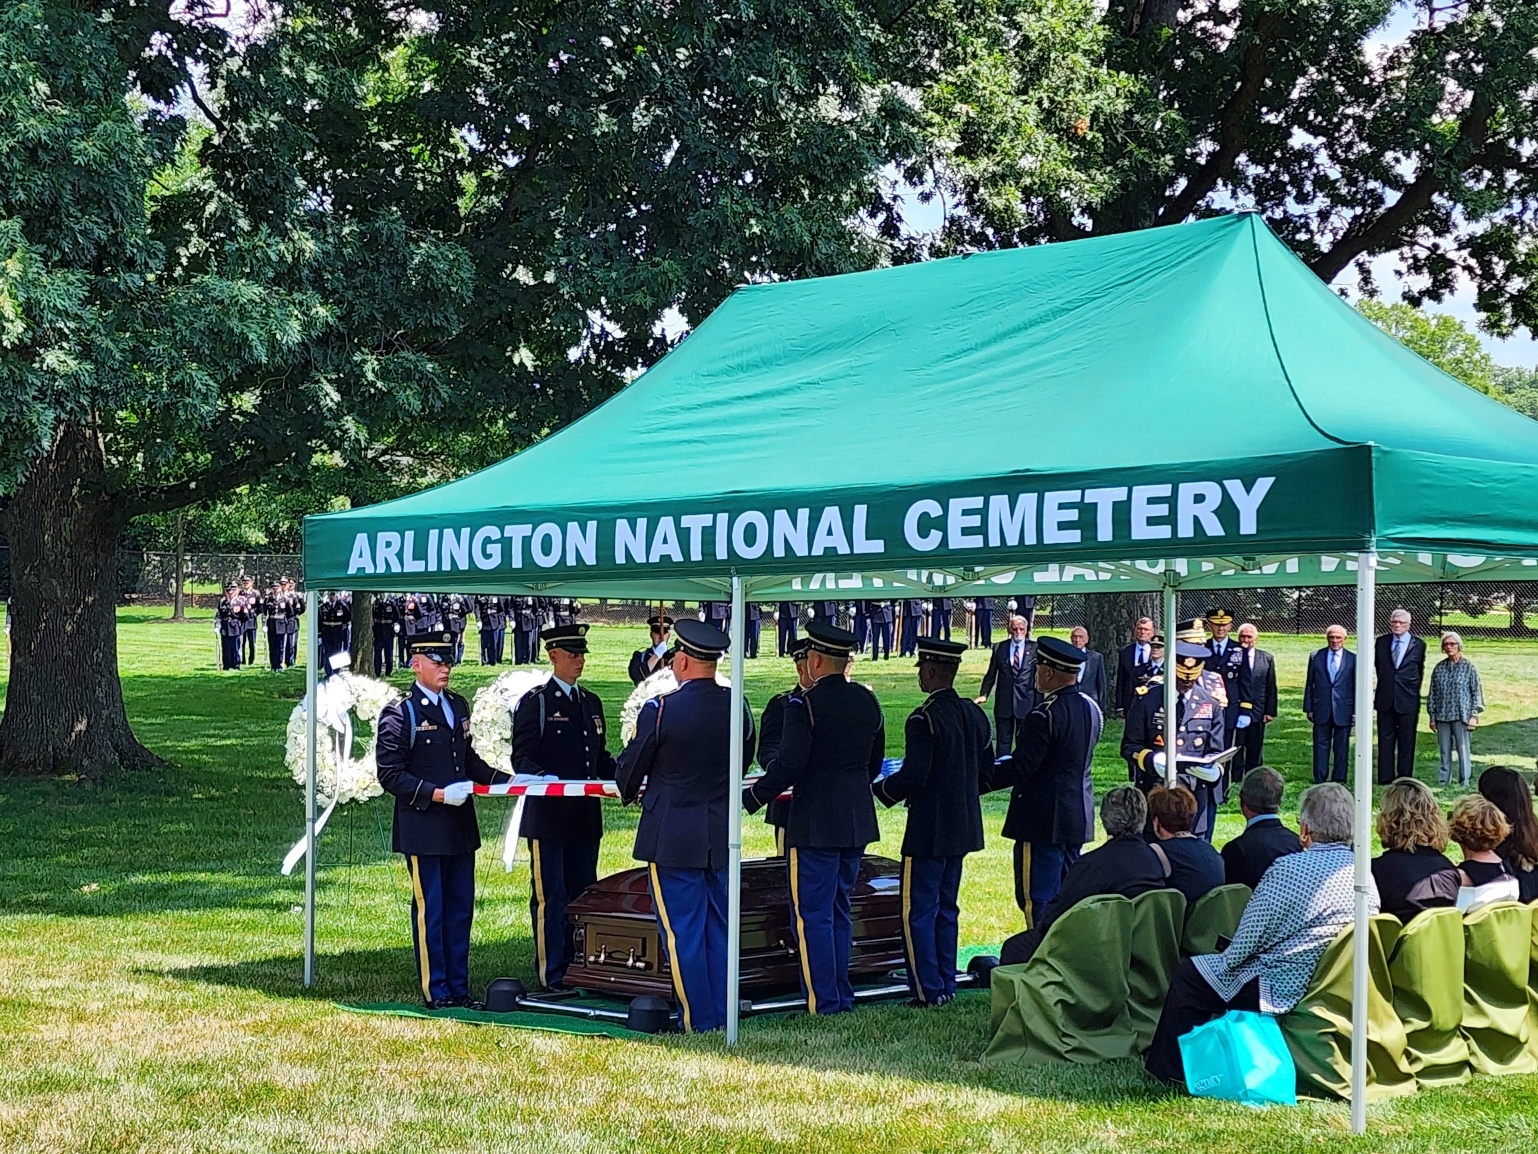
[304,212,1538,596]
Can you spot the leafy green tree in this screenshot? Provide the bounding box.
[1492,365,1538,421]
[1356,300,1497,393]
[0,0,923,776]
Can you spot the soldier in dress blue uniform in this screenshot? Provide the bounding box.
[851,599,870,654]
[743,621,885,1014]
[372,593,401,675]
[375,632,513,1007]
[987,636,1104,927]
[441,594,468,664]
[775,601,800,656]
[810,599,841,632]
[261,582,285,671]
[745,600,762,658]
[511,623,615,989]
[869,599,895,660]
[899,598,923,657]
[511,597,539,664]
[550,598,580,628]
[875,637,991,1005]
[628,614,674,684]
[929,598,952,641]
[757,637,813,857]
[972,595,994,649]
[1203,607,1245,776]
[616,620,756,1032]
[282,579,302,667]
[216,584,245,670]
[1121,641,1229,841]
[475,595,507,665]
[239,577,260,665]
[318,592,350,660]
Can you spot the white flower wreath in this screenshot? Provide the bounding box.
[619,665,732,744]
[284,670,401,806]
[469,667,552,770]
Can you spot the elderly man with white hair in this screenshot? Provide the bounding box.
[1145,782,1377,1087]
[1374,607,1427,784]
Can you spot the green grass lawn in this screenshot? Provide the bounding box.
[1,609,1536,1152]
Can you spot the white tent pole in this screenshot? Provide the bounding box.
[1350,551,1376,1133]
[1162,580,1178,787]
[304,588,319,987]
[726,575,746,1045]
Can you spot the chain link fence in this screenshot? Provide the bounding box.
[0,546,1531,636]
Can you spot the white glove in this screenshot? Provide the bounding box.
[1235,714,1252,729]
[653,642,668,657]
[1152,752,1167,772]
[392,623,401,634]
[441,781,474,806]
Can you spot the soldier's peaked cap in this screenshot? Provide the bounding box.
[1205,607,1234,625]
[915,637,967,667]
[804,619,856,657]
[673,618,729,660]
[540,622,589,653]
[409,632,456,663]
[1037,636,1088,674]
[1173,641,1209,672]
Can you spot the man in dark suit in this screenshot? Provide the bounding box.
[1219,767,1302,890]
[1115,617,1157,718]
[1303,624,1356,784]
[616,620,756,1033]
[976,614,1039,762]
[1374,608,1427,783]
[1069,626,1108,710]
[1233,623,1278,777]
[374,632,512,1007]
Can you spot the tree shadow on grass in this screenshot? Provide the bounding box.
[164,945,1168,1107]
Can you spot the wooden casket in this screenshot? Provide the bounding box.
[564,855,907,1000]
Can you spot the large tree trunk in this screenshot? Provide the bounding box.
[0,425,160,777]
[350,590,373,673]
[1083,591,1162,662]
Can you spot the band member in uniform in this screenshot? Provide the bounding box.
[869,599,895,660]
[1122,641,1229,841]
[875,637,990,1005]
[280,578,301,667]
[216,584,245,670]
[628,614,674,684]
[319,592,350,660]
[775,601,800,657]
[239,577,259,665]
[757,638,813,856]
[987,636,1103,927]
[372,593,401,675]
[374,631,512,1007]
[512,597,540,664]
[976,614,1039,761]
[511,623,614,989]
[616,620,756,1032]
[743,621,884,1015]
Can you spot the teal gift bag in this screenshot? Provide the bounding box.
[1179,1010,1297,1107]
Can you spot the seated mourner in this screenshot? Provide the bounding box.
[1370,778,1459,923]
[999,785,1164,965]
[1449,794,1521,912]
[1218,767,1303,890]
[1145,782,1374,1087]
[1478,766,1538,903]
[1147,785,1225,905]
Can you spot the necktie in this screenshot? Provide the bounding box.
[1137,644,1146,665]
[1012,644,1020,670]
[1329,651,1338,680]
[1393,636,1404,668]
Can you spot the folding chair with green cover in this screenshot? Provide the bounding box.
[1127,888,1187,1052]
[1387,907,1470,1087]
[1461,901,1537,1077]
[1529,902,1538,1065]
[1279,914,1416,1101]
[984,894,1137,1066]
[1181,884,1251,957]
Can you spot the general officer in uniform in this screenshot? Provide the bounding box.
[1203,607,1246,780]
[375,631,512,1007]
[628,614,674,684]
[511,622,615,989]
[616,620,756,1032]
[1121,641,1229,841]
[743,621,884,1015]
[775,601,800,656]
[987,636,1103,927]
[757,637,813,856]
[875,637,990,1005]
[372,593,401,675]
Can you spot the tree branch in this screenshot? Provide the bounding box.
[181,67,228,136]
[1157,14,1279,224]
[1309,93,1492,283]
[122,436,305,519]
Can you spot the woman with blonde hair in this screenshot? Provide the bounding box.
[1371,778,1460,922]
[1449,795,1520,911]
[1427,632,1484,785]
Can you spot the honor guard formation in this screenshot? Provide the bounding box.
[277,593,1473,1040]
